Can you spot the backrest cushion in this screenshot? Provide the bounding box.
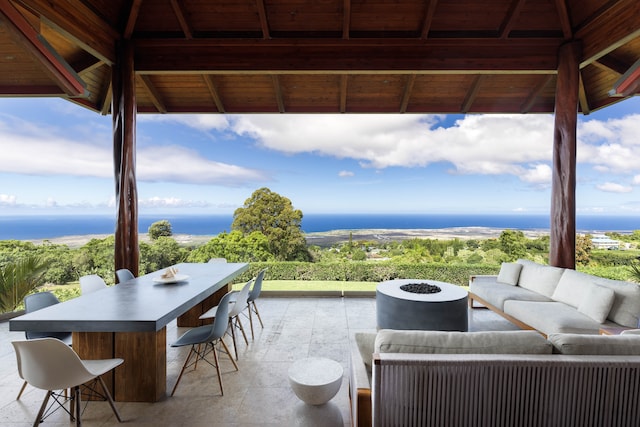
[497,262,523,286]
[577,284,615,323]
[552,269,594,308]
[588,276,640,328]
[374,330,552,354]
[548,333,640,355]
[516,259,565,297]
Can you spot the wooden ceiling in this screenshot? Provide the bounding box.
[1,0,639,115]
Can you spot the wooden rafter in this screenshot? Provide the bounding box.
[340,74,348,113]
[342,0,351,39]
[100,79,112,115]
[420,0,438,39]
[553,0,573,40]
[400,74,416,113]
[123,0,142,40]
[461,75,485,113]
[611,58,640,96]
[500,0,526,39]
[594,55,631,75]
[138,74,166,113]
[578,71,590,114]
[203,75,225,113]
[170,0,192,39]
[256,0,270,39]
[520,75,553,113]
[271,75,285,113]
[0,0,86,96]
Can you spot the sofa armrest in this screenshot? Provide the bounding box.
[469,274,498,286]
[350,333,375,427]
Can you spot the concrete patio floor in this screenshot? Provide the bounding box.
[0,296,519,426]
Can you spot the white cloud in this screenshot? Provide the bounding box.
[229,114,555,182]
[596,182,632,193]
[338,170,354,177]
[0,114,268,186]
[633,175,640,185]
[139,114,230,132]
[519,164,552,186]
[0,194,16,205]
[139,196,210,208]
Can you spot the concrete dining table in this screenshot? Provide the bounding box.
[9,262,249,402]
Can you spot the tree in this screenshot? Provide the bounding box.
[187,230,274,263]
[498,230,527,261]
[232,188,310,261]
[148,220,173,240]
[576,234,592,266]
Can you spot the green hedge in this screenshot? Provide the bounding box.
[238,262,500,287]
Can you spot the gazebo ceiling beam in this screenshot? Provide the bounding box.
[134,39,561,73]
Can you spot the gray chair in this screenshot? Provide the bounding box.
[199,280,252,360]
[79,274,107,294]
[17,292,72,399]
[115,268,135,283]
[247,268,267,339]
[12,338,123,427]
[171,291,239,396]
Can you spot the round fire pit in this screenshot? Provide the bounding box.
[376,279,468,331]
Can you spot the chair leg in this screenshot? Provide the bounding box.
[212,343,224,395]
[229,323,239,361]
[33,390,52,427]
[219,338,239,371]
[171,346,197,396]
[98,376,122,422]
[73,385,81,427]
[235,315,249,345]
[251,301,264,328]
[248,306,255,340]
[16,380,28,400]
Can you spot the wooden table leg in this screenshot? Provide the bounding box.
[114,328,166,402]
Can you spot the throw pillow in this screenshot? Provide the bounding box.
[577,284,615,323]
[497,262,523,286]
[551,269,594,308]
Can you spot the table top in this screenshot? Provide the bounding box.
[288,357,343,386]
[377,279,468,302]
[9,262,248,333]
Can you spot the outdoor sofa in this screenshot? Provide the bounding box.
[349,329,640,427]
[468,259,640,335]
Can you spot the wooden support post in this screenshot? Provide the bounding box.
[550,41,581,269]
[112,40,139,276]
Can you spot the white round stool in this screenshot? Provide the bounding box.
[288,357,343,405]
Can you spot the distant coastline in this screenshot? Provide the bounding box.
[1,213,636,246]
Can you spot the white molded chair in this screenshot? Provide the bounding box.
[115,268,135,283]
[79,274,108,294]
[171,291,238,396]
[199,280,252,360]
[208,258,227,263]
[247,268,267,340]
[17,292,73,400]
[12,338,123,427]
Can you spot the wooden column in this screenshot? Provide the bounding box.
[549,41,581,269]
[112,40,139,276]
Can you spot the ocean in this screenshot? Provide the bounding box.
[0,213,638,241]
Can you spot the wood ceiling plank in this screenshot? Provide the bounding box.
[577,0,640,67]
[342,0,350,39]
[19,0,117,64]
[400,74,416,113]
[420,0,438,39]
[520,74,553,113]
[461,74,485,113]
[594,55,631,75]
[256,0,270,39]
[578,71,591,114]
[500,0,526,39]
[340,74,348,113]
[271,74,285,113]
[138,74,167,113]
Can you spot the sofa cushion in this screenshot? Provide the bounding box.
[552,269,595,308]
[354,332,377,370]
[503,300,609,335]
[577,284,615,323]
[516,259,565,298]
[548,333,640,355]
[588,276,640,328]
[497,262,522,286]
[374,329,552,354]
[470,280,553,311]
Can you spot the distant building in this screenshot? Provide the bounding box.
[591,234,620,250]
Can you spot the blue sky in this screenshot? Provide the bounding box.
[1,96,639,216]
